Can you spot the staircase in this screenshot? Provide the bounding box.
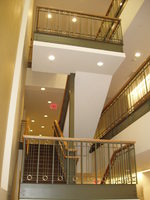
[23,144,66,184]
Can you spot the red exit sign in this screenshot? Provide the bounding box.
[50,103,57,110]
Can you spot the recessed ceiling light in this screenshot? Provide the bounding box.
[72,17,77,23]
[48,101,52,104]
[41,87,46,91]
[41,126,45,128]
[48,55,55,61]
[30,129,33,132]
[97,61,104,67]
[135,52,141,57]
[48,13,52,19]
[44,115,48,118]
[120,2,123,6]
[31,120,35,123]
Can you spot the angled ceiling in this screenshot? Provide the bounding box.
[35,0,111,16]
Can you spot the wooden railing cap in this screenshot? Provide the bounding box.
[23,135,135,145]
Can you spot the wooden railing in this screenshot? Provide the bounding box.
[35,7,123,45]
[21,134,137,185]
[95,56,150,139]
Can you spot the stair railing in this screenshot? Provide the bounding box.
[21,135,137,185]
[95,56,150,139]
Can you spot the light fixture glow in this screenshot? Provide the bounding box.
[120,2,123,6]
[48,13,52,19]
[30,129,33,132]
[128,73,150,107]
[44,115,48,118]
[139,169,150,173]
[48,101,52,104]
[41,87,46,91]
[97,61,104,67]
[137,172,143,181]
[72,17,77,23]
[135,52,141,57]
[39,134,42,136]
[31,120,35,123]
[48,55,55,61]
[41,126,45,128]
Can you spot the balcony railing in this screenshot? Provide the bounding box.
[21,133,137,185]
[35,7,123,45]
[95,56,150,139]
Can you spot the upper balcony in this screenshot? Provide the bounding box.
[34,6,123,52]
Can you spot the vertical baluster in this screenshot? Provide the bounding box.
[67,142,69,184]
[86,142,88,183]
[133,144,138,184]
[90,18,93,39]
[21,139,26,183]
[81,142,83,184]
[36,8,40,32]
[121,144,125,183]
[95,143,97,184]
[36,140,40,183]
[52,141,55,184]
[108,143,111,184]
[127,145,132,184]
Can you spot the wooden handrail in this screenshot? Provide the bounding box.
[23,134,135,145]
[58,76,70,132]
[37,6,121,22]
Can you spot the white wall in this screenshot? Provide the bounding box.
[112,110,150,171]
[75,72,112,138]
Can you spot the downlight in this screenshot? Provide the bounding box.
[48,55,55,61]
[97,61,104,67]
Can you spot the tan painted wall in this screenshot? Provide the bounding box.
[10,1,34,199]
[0,0,34,198]
[137,172,150,200]
[0,0,24,184]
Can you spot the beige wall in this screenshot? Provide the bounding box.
[10,1,34,199]
[0,0,34,198]
[137,171,150,200]
[0,0,24,184]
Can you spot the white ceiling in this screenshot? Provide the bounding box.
[32,41,125,75]
[26,68,67,89]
